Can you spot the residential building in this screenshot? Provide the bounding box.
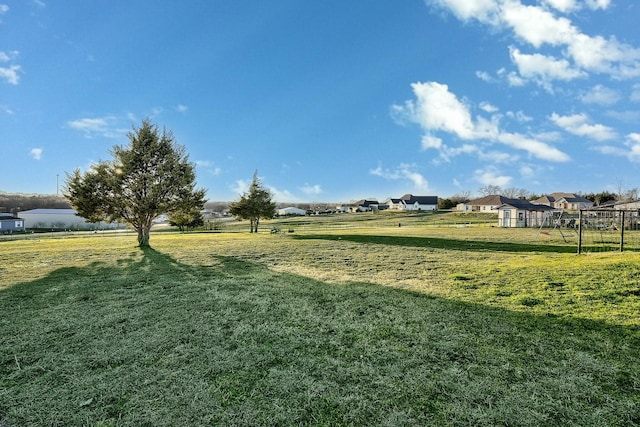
[387,194,438,211]
[277,207,306,216]
[0,213,25,233]
[498,200,555,228]
[18,208,122,230]
[532,193,593,211]
[456,195,519,213]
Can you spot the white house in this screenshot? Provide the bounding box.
[497,200,555,228]
[277,207,306,216]
[457,195,519,213]
[387,194,438,211]
[336,200,379,213]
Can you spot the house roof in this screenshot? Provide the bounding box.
[467,195,520,206]
[399,194,438,205]
[18,209,78,215]
[355,200,379,207]
[500,200,554,211]
[533,193,591,204]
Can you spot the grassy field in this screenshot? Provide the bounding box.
[1,213,639,426]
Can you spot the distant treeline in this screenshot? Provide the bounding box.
[0,194,337,215]
[204,201,339,213]
[0,193,71,214]
[1,189,623,216]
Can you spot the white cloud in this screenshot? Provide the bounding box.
[0,51,20,84]
[421,135,443,150]
[506,70,526,87]
[66,116,128,138]
[68,117,110,134]
[231,177,295,202]
[428,0,640,81]
[502,2,576,48]
[195,160,221,176]
[0,50,18,62]
[175,104,189,113]
[0,4,8,15]
[596,133,640,160]
[0,64,21,85]
[497,132,570,162]
[580,84,620,105]
[476,70,494,82]
[549,112,617,141]
[505,110,533,122]
[430,0,500,23]
[394,81,569,162]
[543,0,611,13]
[267,186,296,203]
[478,150,519,163]
[626,133,640,162]
[30,148,43,160]
[605,110,640,123]
[370,163,429,191]
[519,164,535,178]
[474,167,512,187]
[406,82,477,139]
[509,47,586,88]
[148,107,164,117]
[231,179,249,196]
[300,184,322,195]
[567,34,640,77]
[542,0,578,13]
[0,104,13,115]
[479,102,499,113]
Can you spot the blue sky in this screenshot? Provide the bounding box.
[2,0,640,202]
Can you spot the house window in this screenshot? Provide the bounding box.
[518,212,523,221]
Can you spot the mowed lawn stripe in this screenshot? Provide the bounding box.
[1,233,639,426]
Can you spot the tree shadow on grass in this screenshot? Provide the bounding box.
[0,251,638,426]
[292,233,577,253]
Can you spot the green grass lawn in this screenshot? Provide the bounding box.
[1,220,639,426]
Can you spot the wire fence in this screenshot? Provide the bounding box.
[577,209,640,253]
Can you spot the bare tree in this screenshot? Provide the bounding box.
[502,187,530,199]
[477,185,502,197]
[624,187,640,202]
[453,190,472,202]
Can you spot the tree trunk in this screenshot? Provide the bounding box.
[137,223,151,248]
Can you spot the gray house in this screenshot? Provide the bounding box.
[0,213,25,234]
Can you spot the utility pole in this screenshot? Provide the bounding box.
[56,174,59,195]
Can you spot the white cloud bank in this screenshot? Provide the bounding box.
[370,163,430,191]
[67,116,129,138]
[549,112,617,141]
[393,81,570,162]
[429,0,640,86]
[300,184,323,196]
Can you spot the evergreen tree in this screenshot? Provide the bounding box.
[229,171,276,233]
[65,119,206,247]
